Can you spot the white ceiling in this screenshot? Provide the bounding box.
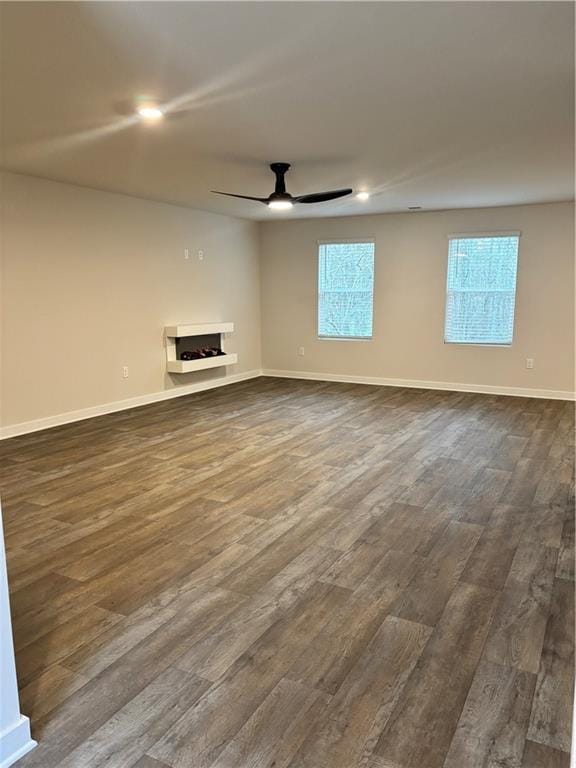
[1,2,573,221]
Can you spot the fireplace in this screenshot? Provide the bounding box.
[165,322,238,373]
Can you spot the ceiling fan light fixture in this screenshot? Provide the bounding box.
[212,163,352,208]
[356,191,370,201]
[268,199,294,210]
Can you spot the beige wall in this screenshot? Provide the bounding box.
[1,177,573,433]
[260,202,575,396]
[0,173,262,428]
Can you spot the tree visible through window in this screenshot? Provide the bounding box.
[444,234,520,345]
[318,241,375,338]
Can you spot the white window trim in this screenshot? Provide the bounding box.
[318,237,376,244]
[317,239,376,341]
[446,231,521,239]
[443,231,520,347]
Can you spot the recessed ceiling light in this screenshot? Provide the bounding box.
[268,200,294,211]
[137,105,164,121]
[356,191,370,201]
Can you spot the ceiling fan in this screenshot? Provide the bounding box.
[212,163,353,210]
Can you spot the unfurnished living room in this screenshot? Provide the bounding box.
[0,2,574,768]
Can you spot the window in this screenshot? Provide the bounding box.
[318,241,375,338]
[444,234,520,345]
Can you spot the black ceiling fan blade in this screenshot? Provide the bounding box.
[211,191,269,203]
[294,188,353,204]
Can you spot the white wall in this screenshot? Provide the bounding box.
[0,505,36,767]
[260,202,575,397]
[0,173,262,431]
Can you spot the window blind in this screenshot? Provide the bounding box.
[318,241,375,338]
[444,234,519,345]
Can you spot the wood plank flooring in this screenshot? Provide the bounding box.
[0,377,573,768]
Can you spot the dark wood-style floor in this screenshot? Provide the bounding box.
[1,377,574,768]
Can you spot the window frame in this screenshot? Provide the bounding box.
[443,231,521,348]
[316,238,376,341]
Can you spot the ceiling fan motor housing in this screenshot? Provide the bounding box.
[270,162,291,198]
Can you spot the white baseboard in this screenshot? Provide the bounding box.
[262,369,576,401]
[2,367,573,439]
[0,716,36,768]
[0,369,263,440]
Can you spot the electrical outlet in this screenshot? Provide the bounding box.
[122,366,129,378]
[298,346,305,356]
[526,358,534,369]
[198,250,204,261]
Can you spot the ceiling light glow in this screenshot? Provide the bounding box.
[268,200,294,210]
[137,105,164,121]
[356,191,370,201]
